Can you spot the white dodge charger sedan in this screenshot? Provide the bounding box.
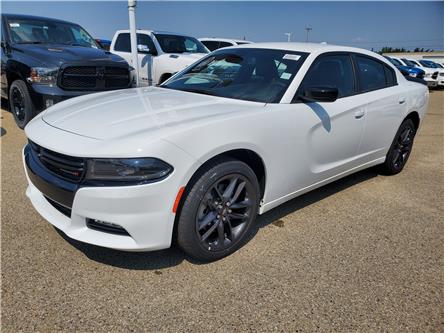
[23,43,429,261]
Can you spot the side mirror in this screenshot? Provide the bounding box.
[137,44,151,54]
[300,87,338,103]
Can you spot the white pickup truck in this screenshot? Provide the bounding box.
[111,30,209,85]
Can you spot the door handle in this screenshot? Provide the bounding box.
[399,98,406,104]
[354,110,366,119]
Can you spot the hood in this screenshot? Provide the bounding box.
[401,66,425,75]
[42,87,264,140]
[14,44,127,67]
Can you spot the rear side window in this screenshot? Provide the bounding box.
[355,56,387,92]
[384,65,397,87]
[219,41,234,48]
[114,33,156,54]
[297,54,355,98]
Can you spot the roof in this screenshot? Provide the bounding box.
[2,13,78,26]
[199,37,253,43]
[228,42,380,56]
[114,29,195,37]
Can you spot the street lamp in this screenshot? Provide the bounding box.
[128,0,139,86]
[305,27,312,42]
[284,32,292,42]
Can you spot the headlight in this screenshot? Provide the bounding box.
[409,73,417,77]
[85,158,173,182]
[425,73,432,78]
[27,67,58,86]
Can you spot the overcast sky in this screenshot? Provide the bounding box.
[2,1,443,51]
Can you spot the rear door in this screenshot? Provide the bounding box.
[353,54,406,160]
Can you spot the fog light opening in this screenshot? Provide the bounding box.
[86,218,130,236]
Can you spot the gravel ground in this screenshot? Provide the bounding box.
[1,91,443,332]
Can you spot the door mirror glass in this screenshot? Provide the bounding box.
[301,87,338,103]
[137,44,151,54]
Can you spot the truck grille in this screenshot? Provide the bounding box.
[59,66,130,91]
[29,141,85,182]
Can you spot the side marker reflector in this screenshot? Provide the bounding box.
[173,186,185,213]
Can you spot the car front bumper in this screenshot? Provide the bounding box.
[23,145,183,252]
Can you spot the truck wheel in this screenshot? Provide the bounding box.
[158,73,172,85]
[177,158,260,262]
[9,80,36,129]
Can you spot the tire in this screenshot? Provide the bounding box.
[177,158,260,262]
[379,119,416,175]
[9,80,36,129]
[158,73,171,85]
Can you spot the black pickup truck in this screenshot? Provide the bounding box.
[1,14,133,128]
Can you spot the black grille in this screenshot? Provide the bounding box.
[86,219,130,236]
[432,72,438,80]
[29,141,85,182]
[417,72,425,79]
[60,65,130,91]
[45,196,72,217]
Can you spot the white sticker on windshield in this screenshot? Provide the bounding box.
[9,23,20,28]
[280,72,292,80]
[283,54,301,61]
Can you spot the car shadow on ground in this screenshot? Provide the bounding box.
[60,168,379,270]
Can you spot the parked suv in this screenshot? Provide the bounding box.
[1,14,133,128]
[111,30,208,86]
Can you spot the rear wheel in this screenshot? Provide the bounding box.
[380,119,416,175]
[9,80,36,129]
[177,159,260,262]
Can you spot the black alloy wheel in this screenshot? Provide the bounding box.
[177,159,260,262]
[196,174,254,252]
[380,118,416,175]
[9,80,36,129]
[11,86,26,122]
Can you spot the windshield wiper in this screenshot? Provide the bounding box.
[181,88,220,97]
[162,86,219,97]
[17,41,46,44]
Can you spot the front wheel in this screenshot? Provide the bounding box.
[177,159,260,262]
[380,119,416,175]
[9,80,36,129]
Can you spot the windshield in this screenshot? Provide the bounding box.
[401,58,417,67]
[6,17,99,48]
[162,48,308,103]
[154,34,208,54]
[386,57,402,67]
[419,60,438,68]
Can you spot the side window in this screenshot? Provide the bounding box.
[137,34,157,55]
[297,54,355,99]
[355,56,387,92]
[201,40,219,51]
[114,33,130,52]
[114,33,156,54]
[384,65,397,87]
[219,41,233,48]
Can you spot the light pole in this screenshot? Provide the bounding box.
[305,27,312,42]
[284,32,292,42]
[128,0,139,86]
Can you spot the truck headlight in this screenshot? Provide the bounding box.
[85,158,173,182]
[27,67,58,86]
